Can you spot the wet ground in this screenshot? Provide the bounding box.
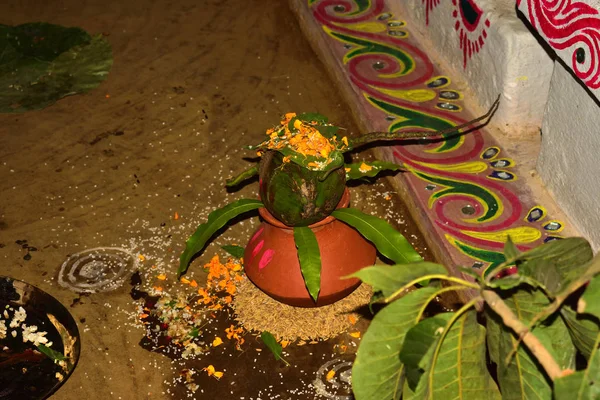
[0,0,433,398]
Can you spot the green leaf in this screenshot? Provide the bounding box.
[486,289,553,399]
[561,307,600,361]
[401,313,453,391]
[1,23,113,113]
[344,161,404,180]
[293,227,321,302]
[348,262,448,299]
[37,344,66,362]
[534,315,576,371]
[178,199,263,276]
[554,332,600,399]
[221,244,245,259]
[457,266,482,283]
[511,237,593,295]
[504,236,520,260]
[260,331,289,366]
[407,310,501,400]
[486,274,542,291]
[296,112,328,124]
[352,287,440,400]
[332,208,423,264]
[578,274,600,319]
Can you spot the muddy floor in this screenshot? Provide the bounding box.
[0,0,432,398]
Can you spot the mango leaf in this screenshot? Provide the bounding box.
[486,274,543,291]
[1,23,113,113]
[511,237,593,295]
[344,161,404,181]
[561,307,600,360]
[221,244,245,259]
[332,208,423,265]
[534,315,577,371]
[274,146,345,172]
[405,310,500,400]
[554,332,600,399]
[260,331,289,366]
[400,313,453,392]
[225,165,258,187]
[486,288,553,399]
[37,344,66,362]
[578,274,600,319]
[348,262,448,299]
[178,199,263,276]
[352,286,440,400]
[458,266,482,282]
[293,227,321,302]
[296,112,328,124]
[503,236,520,260]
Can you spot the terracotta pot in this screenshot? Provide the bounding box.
[244,188,376,307]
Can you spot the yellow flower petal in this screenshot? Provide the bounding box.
[349,331,361,338]
[212,337,223,347]
[156,273,167,281]
[180,277,191,284]
[204,365,215,376]
[214,371,224,379]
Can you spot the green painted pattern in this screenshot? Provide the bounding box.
[328,31,415,76]
[348,0,372,15]
[453,239,506,272]
[414,171,499,222]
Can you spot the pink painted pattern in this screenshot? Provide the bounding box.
[520,0,600,90]
[258,249,275,270]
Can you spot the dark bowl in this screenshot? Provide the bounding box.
[0,276,80,399]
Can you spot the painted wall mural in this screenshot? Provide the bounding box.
[307,0,564,276]
[452,0,491,68]
[518,0,600,95]
[421,0,490,67]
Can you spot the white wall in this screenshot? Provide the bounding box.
[538,63,600,249]
[388,0,554,138]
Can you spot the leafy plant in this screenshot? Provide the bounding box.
[178,102,499,303]
[0,22,113,113]
[350,237,600,399]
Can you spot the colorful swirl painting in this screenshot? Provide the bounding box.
[303,0,566,278]
[518,0,600,94]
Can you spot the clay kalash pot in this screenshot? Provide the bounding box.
[258,150,346,227]
[243,188,376,307]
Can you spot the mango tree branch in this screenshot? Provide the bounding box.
[481,289,563,381]
[345,95,500,152]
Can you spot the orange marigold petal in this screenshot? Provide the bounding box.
[326,370,336,381]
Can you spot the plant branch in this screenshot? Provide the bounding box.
[507,260,600,358]
[481,289,563,381]
[346,95,500,152]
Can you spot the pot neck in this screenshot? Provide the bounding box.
[259,188,350,229]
